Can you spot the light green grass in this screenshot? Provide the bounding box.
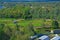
[0,19,44,27]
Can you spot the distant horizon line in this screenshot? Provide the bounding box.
[0,1,60,2]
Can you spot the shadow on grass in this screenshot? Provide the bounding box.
[0,31,10,40]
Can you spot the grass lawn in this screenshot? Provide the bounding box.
[0,18,44,27]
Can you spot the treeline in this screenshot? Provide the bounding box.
[0,2,60,20]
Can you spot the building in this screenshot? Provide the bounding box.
[38,35,50,40]
[30,34,44,40]
[54,29,60,34]
[30,35,37,40]
[51,36,60,40]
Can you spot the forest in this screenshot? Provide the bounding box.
[0,2,60,20]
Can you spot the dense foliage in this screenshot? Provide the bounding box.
[0,2,60,20]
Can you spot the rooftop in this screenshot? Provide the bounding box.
[38,35,49,39]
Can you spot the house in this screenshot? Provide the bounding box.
[54,29,60,34]
[51,35,60,40]
[38,35,50,40]
[30,34,45,40]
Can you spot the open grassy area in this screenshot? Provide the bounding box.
[0,18,44,27]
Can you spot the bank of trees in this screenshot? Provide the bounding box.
[0,2,60,20]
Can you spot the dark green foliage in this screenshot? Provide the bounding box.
[0,2,60,20]
[24,10,32,20]
[52,20,59,29]
[28,23,37,35]
[1,32,10,40]
[0,23,10,40]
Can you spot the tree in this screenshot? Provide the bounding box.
[52,20,59,29]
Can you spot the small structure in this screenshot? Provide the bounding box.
[30,34,45,40]
[38,35,50,40]
[30,35,37,40]
[54,29,60,34]
[51,34,60,40]
[13,20,17,24]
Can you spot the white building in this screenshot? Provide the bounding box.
[51,34,60,40]
[38,35,50,40]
